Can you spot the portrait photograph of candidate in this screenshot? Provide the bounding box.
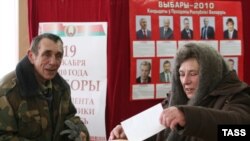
[159,16,174,40]
[180,16,193,40]
[136,16,152,40]
[223,17,238,39]
[200,17,215,40]
[136,59,152,84]
[159,59,174,83]
[225,57,238,73]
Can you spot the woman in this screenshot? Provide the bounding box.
[109,43,250,141]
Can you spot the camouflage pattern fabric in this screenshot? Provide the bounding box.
[0,71,89,141]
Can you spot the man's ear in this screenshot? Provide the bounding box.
[27,50,34,64]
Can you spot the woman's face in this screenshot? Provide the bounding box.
[179,58,200,99]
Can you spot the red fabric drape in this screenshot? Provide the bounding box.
[28,0,250,138]
[28,0,109,39]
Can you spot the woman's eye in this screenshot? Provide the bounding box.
[190,72,198,76]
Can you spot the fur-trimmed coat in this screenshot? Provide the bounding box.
[146,43,250,141]
[147,71,250,141]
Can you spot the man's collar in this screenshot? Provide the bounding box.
[39,80,52,92]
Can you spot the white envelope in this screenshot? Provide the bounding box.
[121,103,165,141]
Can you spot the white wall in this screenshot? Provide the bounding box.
[0,0,19,79]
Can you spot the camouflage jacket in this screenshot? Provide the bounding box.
[0,56,89,141]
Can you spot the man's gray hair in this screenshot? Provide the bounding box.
[140,60,151,70]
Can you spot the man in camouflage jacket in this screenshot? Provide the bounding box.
[0,33,89,141]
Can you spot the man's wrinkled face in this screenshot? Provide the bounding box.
[179,58,200,99]
[28,38,63,83]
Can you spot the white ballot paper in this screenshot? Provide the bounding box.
[121,103,165,141]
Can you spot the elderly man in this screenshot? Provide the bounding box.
[159,18,174,39]
[136,61,152,83]
[136,18,152,40]
[0,33,89,141]
[201,18,215,39]
[109,43,250,141]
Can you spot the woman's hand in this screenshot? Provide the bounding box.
[160,106,186,130]
[109,125,127,140]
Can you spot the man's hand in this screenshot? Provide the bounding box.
[108,125,127,140]
[60,120,87,141]
[160,106,186,130]
[80,132,87,141]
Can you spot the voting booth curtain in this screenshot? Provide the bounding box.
[28,0,250,137]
